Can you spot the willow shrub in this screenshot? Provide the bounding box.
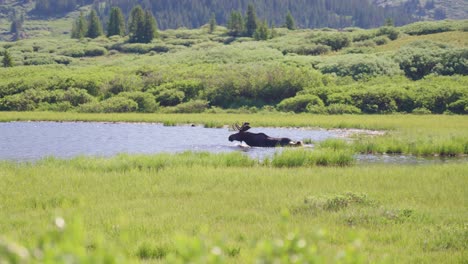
[317,54,402,80]
[277,94,324,113]
[395,40,468,80]
[401,20,456,35]
[302,75,468,114]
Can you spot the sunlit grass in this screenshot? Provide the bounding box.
[2,112,467,130]
[0,154,466,263]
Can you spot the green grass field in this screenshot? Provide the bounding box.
[0,154,466,263]
[0,113,466,263]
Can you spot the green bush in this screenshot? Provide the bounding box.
[376,26,399,40]
[277,94,324,113]
[155,89,185,106]
[283,44,331,56]
[394,41,466,80]
[53,55,73,65]
[0,89,65,111]
[353,40,376,48]
[402,21,455,36]
[84,46,107,56]
[77,101,103,113]
[412,82,466,114]
[112,43,167,54]
[352,31,376,42]
[326,103,362,114]
[23,55,56,65]
[61,48,85,58]
[373,36,389,46]
[448,97,468,114]
[63,88,95,106]
[103,75,143,95]
[318,54,402,80]
[36,101,74,111]
[0,93,36,111]
[100,96,138,112]
[316,33,351,51]
[412,107,432,114]
[164,99,209,113]
[155,80,204,101]
[117,91,158,112]
[349,89,398,113]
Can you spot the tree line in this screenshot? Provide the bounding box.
[226,4,293,40]
[71,3,291,42]
[30,0,416,30]
[90,0,415,30]
[71,5,158,43]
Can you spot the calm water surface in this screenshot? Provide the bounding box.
[0,121,335,161]
[1,121,465,164]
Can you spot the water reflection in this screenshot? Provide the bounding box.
[0,121,334,161]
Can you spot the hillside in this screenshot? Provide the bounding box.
[374,0,468,20]
[0,19,467,114]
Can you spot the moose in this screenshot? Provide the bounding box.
[228,122,302,147]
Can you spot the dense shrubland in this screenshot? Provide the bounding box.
[0,20,467,114]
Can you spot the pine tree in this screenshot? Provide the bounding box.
[384,18,394,26]
[227,11,243,37]
[209,13,216,33]
[142,10,158,43]
[254,20,268,40]
[2,49,13,67]
[107,7,125,37]
[245,3,257,37]
[285,11,296,30]
[128,5,146,43]
[71,11,87,39]
[86,9,103,38]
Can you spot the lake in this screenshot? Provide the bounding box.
[1,121,465,164]
[0,121,335,161]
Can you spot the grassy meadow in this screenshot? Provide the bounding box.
[0,153,466,263]
[0,112,467,263]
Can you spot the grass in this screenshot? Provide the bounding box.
[0,154,466,263]
[1,111,466,130]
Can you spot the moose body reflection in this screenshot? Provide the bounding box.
[228,123,302,147]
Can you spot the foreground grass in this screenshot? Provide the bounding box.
[0,153,466,263]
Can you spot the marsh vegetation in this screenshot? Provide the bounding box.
[0,113,466,263]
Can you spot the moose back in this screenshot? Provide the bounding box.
[228,123,302,147]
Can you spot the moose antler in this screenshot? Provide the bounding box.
[229,123,241,131]
[240,122,251,132]
[230,122,251,132]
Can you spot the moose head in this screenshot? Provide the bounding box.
[228,122,302,147]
